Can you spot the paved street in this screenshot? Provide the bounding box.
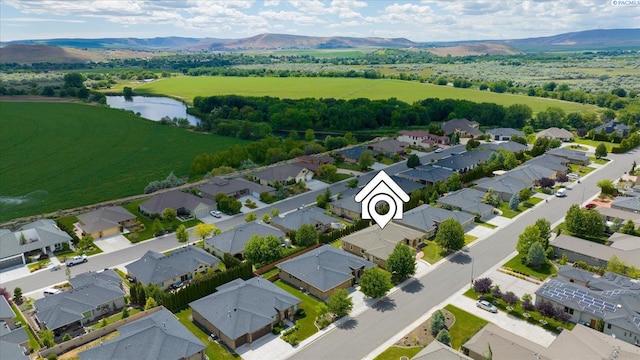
[288,148,638,360]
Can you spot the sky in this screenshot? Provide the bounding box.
[1,0,639,43]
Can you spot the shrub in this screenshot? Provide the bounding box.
[491,285,503,299]
[503,291,519,306]
[473,277,493,294]
[296,308,306,318]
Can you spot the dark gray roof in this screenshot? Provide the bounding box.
[70,269,122,289]
[432,154,479,172]
[276,245,374,292]
[77,206,136,234]
[474,175,530,196]
[537,127,573,140]
[523,154,569,172]
[546,147,589,163]
[397,205,475,233]
[441,118,483,136]
[334,146,378,161]
[79,308,205,360]
[0,296,14,320]
[413,340,472,360]
[397,166,452,184]
[437,188,494,216]
[505,164,556,184]
[35,278,125,330]
[125,246,220,286]
[485,128,524,138]
[189,277,301,341]
[270,207,335,232]
[206,221,285,255]
[391,175,424,194]
[368,139,406,154]
[252,163,310,183]
[480,141,528,153]
[0,326,29,360]
[611,196,640,212]
[198,177,274,198]
[0,220,72,259]
[557,265,595,284]
[331,188,361,214]
[139,190,213,215]
[552,234,640,268]
[463,149,495,163]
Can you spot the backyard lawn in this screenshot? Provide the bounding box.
[273,280,322,341]
[175,308,239,360]
[502,255,557,281]
[443,304,489,350]
[90,308,142,330]
[123,199,201,242]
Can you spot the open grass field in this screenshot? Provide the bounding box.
[133,76,598,114]
[0,102,247,222]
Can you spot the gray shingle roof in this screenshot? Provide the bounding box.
[442,118,483,136]
[276,245,374,292]
[0,297,15,319]
[537,127,573,140]
[413,340,473,360]
[505,164,556,184]
[396,166,452,184]
[330,188,361,214]
[436,188,494,216]
[390,175,424,194]
[432,154,479,172]
[77,206,136,234]
[70,269,122,289]
[523,153,569,172]
[270,207,335,232]
[479,141,528,153]
[0,326,29,360]
[125,246,220,286]
[79,308,205,360]
[397,205,475,233]
[551,234,640,268]
[198,177,274,198]
[334,146,379,161]
[611,196,640,212]
[139,190,213,215]
[189,278,301,341]
[205,221,285,255]
[485,128,524,138]
[341,222,425,260]
[546,147,589,163]
[35,274,126,330]
[474,175,530,196]
[252,163,310,183]
[369,139,406,154]
[0,220,72,259]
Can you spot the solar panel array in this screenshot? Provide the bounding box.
[540,280,616,317]
[602,288,626,298]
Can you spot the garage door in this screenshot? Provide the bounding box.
[0,256,24,270]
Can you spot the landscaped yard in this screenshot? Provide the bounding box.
[589,157,609,165]
[497,197,543,218]
[12,303,40,352]
[474,220,497,229]
[574,138,616,152]
[335,162,364,172]
[420,240,447,264]
[175,308,239,360]
[123,199,201,242]
[443,304,489,350]
[90,308,142,330]
[502,255,557,281]
[373,345,423,360]
[273,280,322,341]
[568,164,595,176]
[330,239,342,248]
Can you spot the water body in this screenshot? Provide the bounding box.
[106,96,201,126]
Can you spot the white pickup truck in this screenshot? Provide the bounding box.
[65,254,87,266]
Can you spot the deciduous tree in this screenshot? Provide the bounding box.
[595,143,608,159]
[474,277,493,294]
[245,213,257,222]
[360,267,392,298]
[144,297,158,310]
[244,234,284,267]
[194,223,219,243]
[535,218,551,249]
[175,224,189,244]
[407,154,420,168]
[359,150,375,171]
[162,208,177,221]
[296,224,319,247]
[434,218,465,251]
[327,289,353,318]
[517,225,542,256]
[386,243,416,282]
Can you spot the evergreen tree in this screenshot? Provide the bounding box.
[430,310,446,336]
[435,329,451,346]
[527,241,546,268]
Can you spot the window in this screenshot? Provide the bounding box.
[360,249,365,254]
[607,324,611,329]
[350,245,353,250]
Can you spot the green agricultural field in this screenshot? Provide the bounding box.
[133,76,598,114]
[0,102,247,222]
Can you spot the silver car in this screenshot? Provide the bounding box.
[477,299,498,313]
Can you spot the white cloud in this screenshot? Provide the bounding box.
[3,17,86,23]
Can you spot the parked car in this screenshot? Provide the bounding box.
[585,203,597,210]
[434,148,444,153]
[555,188,567,197]
[170,281,184,290]
[65,254,87,266]
[43,288,62,297]
[210,210,222,218]
[567,173,580,180]
[477,299,498,313]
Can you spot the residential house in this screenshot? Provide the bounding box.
[296,155,335,172]
[441,119,483,138]
[595,207,640,227]
[276,245,374,300]
[367,138,406,157]
[535,271,640,346]
[341,222,425,269]
[79,307,205,360]
[485,128,524,141]
[550,234,640,269]
[463,149,495,164]
[35,269,126,332]
[204,221,285,259]
[504,164,557,184]
[594,120,631,137]
[125,246,220,290]
[252,163,314,187]
[139,190,214,219]
[334,146,379,164]
[190,277,301,350]
[611,196,640,213]
[431,153,480,173]
[523,154,570,174]
[556,265,594,288]
[396,205,475,238]
[198,177,275,200]
[0,296,29,360]
[546,147,589,165]
[479,141,528,153]
[536,127,574,142]
[462,322,640,360]
[270,207,335,233]
[391,175,425,194]
[413,340,472,360]
[329,188,361,221]
[77,206,136,239]
[0,219,72,270]
[474,175,531,202]
[397,130,450,147]
[396,166,452,186]
[71,268,123,289]
[436,188,495,220]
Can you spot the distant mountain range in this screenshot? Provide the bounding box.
[1,29,638,64]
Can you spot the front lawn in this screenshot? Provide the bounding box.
[175,308,239,360]
[574,138,615,152]
[373,345,423,360]
[589,157,609,165]
[443,304,489,350]
[568,163,595,176]
[474,221,497,229]
[502,255,557,281]
[273,280,321,341]
[335,162,364,172]
[464,235,477,245]
[497,197,543,218]
[318,173,353,184]
[123,199,201,242]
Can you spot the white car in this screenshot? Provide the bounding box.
[567,173,580,180]
[210,210,222,218]
[555,188,567,197]
[434,148,444,153]
[476,299,498,313]
[65,254,87,266]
